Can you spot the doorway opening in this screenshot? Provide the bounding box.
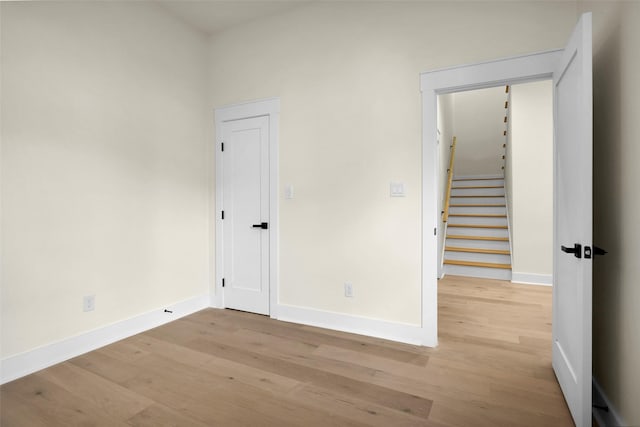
[419,49,563,348]
[436,81,554,285]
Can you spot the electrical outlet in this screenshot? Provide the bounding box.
[83,295,95,312]
[344,282,353,298]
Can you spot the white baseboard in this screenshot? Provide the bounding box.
[0,294,209,385]
[276,304,424,346]
[444,264,512,281]
[511,272,552,286]
[593,377,627,427]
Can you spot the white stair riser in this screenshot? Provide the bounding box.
[449,206,506,215]
[444,238,510,250]
[446,227,508,238]
[450,196,505,204]
[451,187,505,196]
[444,251,511,264]
[448,216,507,226]
[452,179,505,187]
[444,264,512,281]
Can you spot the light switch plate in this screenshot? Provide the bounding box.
[285,184,294,199]
[390,182,406,197]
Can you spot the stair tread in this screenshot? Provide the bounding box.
[449,214,507,217]
[450,195,505,198]
[444,259,511,269]
[450,204,506,207]
[447,235,509,241]
[447,224,507,229]
[451,186,504,189]
[453,177,504,181]
[445,246,510,255]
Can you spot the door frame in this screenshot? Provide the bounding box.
[213,98,280,317]
[419,50,562,346]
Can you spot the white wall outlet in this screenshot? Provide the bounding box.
[344,282,353,298]
[83,295,95,312]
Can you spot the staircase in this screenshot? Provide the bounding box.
[443,176,512,280]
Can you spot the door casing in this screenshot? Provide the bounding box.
[214,98,280,317]
[420,50,563,347]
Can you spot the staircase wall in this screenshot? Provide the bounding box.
[450,87,508,177]
[506,81,553,284]
[437,94,455,278]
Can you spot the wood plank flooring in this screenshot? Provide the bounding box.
[0,276,573,426]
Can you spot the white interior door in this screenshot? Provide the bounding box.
[222,116,270,315]
[552,13,592,427]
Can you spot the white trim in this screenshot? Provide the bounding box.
[421,49,563,93]
[511,272,553,286]
[0,294,209,385]
[214,98,281,123]
[213,98,280,317]
[592,377,627,427]
[277,304,423,346]
[421,50,563,349]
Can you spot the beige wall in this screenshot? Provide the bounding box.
[451,87,507,177]
[509,81,553,277]
[0,2,210,358]
[579,1,640,424]
[208,2,576,325]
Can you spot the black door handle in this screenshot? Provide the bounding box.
[584,245,608,259]
[561,243,582,258]
[593,246,608,256]
[252,222,268,230]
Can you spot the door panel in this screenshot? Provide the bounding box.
[552,13,592,427]
[222,116,270,315]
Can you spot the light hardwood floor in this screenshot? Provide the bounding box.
[0,276,573,426]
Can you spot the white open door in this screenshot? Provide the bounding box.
[552,12,593,427]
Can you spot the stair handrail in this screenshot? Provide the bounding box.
[443,136,457,223]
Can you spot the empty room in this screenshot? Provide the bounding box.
[1,1,638,426]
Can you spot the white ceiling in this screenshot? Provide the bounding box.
[158,1,310,35]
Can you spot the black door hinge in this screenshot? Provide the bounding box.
[221,142,224,152]
[221,210,224,220]
[222,278,225,288]
[434,228,437,236]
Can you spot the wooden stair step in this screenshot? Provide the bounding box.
[451,195,504,198]
[443,259,511,269]
[449,213,506,218]
[452,186,504,189]
[445,246,510,255]
[446,235,509,241]
[447,224,507,229]
[453,177,503,181]
[450,204,506,207]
